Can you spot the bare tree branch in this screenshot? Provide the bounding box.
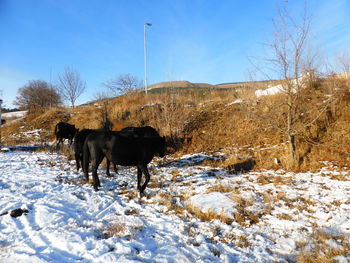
[103,74,142,96]
[57,67,86,108]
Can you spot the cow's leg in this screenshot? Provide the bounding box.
[113,163,118,174]
[83,147,90,182]
[91,155,104,189]
[138,164,150,194]
[137,167,142,190]
[92,165,100,191]
[105,160,118,176]
[91,162,100,191]
[56,138,61,150]
[106,159,111,177]
[57,138,64,150]
[84,167,89,182]
[75,152,81,171]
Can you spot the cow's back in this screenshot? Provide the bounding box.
[74,129,94,153]
[85,129,165,166]
[109,133,164,166]
[120,126,160,138]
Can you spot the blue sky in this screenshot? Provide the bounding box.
[1,0,350,108]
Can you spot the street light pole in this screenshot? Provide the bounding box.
[144,23,152,95]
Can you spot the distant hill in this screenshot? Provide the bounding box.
[84,79,283,106]
[146,80,280,93]
[146,81,214,91]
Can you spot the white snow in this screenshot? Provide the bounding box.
[2,111,27,120]
[1,150,350,262]
[227,99,243,105]
[255,73,310,98]
[186,192,237,219]
[255,84,283,97]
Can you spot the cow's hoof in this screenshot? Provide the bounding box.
[139,191,146,198]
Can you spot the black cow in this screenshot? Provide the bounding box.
[75,126,159,174]
[54,122,78,149]
[73,129,95,171]
[73,128,116,175]
[82,130,166,195]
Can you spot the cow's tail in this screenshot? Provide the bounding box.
[82,139,90,181]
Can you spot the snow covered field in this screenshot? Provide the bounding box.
[0,150,350,262]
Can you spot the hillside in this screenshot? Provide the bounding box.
[2,75,350,170]
[145,80,281,94]
[147,80,214,90]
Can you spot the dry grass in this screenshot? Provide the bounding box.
[230,196,262,227]
[205,183,239,194]
[185,203,234,225]
[276,213,295,221]
[328,173,350,181]
[153,191,188,217]
[104,222,127,238]
[4,76,350,170]
[104,221,144,240]
[296,229,350,263]
[169,170,183,182]
[258,189,318,215]
[255,174,294,186]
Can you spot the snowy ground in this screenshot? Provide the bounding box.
[1,150,350,262]
[2,111,27,120]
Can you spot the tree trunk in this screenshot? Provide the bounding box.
[287,133,299,168]
[287,93,299,168]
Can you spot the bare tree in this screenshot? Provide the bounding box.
[336,50,350,84]
[103,74,142,96]
[251,2,327,168]
[14,80,62,111]
[57,67,86,108]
